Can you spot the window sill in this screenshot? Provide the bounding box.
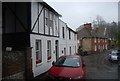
[36,63,42,67]
[47,59,52,62]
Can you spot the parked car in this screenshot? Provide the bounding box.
[78,49,88,56]
[47,55,86,81]
[108,50,119,62]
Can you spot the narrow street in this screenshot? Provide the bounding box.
[34,49,119,80]
[83,49,118,79]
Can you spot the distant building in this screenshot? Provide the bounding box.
[76,25,84,31]
[77,23,108,54]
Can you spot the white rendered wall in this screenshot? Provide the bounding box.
[31,2,60,77]
[30,34,59,77]
[59,19,77,56]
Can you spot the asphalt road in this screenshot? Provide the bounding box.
[83,49,118,80]
[34,49,119,80]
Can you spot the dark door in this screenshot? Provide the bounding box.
[55,40,59,60]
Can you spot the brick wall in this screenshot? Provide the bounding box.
[2,51,25,79]
[2,47,33,80]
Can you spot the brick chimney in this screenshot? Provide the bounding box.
[84,23,92,30]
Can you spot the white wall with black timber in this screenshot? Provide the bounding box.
[30,2,60,77]
[31,2,44,34]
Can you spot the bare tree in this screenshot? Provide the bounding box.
[107,21,118,40]
[93,15,118,41]
[92,15,106,29]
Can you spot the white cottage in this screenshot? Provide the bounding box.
[30,2,62,77]
[2,2,77,78]
[59,19,77,56]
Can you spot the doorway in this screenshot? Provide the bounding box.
[55,40,59,60]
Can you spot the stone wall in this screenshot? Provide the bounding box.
[2,51,25,80]
[2,47,33,80]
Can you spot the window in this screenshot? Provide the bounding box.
[98,39,100,43]
[36,40,42,64]
[99,45,100,49]
[75,46,76,53]
[69,30,71,40]
[94,38,96,43]
[49,12,54,35]
[105,45,107,50]
[105,39,107,42]
[47,40,51,60]
[94,45,97,51]
[49,12,53,29]
[70,47,71,55]
[103,45,104,49]
[45,9,49,26]
[74,34,76,40]
[103,39,105,42]
[62,27,65,38]
[64,48,66,55]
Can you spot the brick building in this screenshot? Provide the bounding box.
[77,23,108,54]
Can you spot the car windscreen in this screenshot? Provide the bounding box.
[111,50,118,55]
[111,50,118,54]
[111,53,117,56]
[53,57,80,68]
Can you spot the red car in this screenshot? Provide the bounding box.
[47,55,86,81]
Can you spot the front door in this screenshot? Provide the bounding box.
[55,40,59,60]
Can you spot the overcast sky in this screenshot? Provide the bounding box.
[45,1,118,30]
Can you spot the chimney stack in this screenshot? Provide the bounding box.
[84,23,92,30]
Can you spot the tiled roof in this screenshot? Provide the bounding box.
[77,27,108,40]
[77,28,92,39]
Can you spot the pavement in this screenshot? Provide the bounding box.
[33,72,47,80]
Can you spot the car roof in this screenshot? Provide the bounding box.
[60,55,81,58]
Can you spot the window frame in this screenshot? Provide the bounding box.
[45,8,49,26]
[62,27,65,39]
[35,40,42,64]
[47,40,52,61]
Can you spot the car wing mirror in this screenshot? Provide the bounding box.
[52,61,55,65]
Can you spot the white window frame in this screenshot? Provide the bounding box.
[94,38,96,43]
[49,12,53,28]
[45,8,49,26]
[47,40,52,61]
[98,39,100,43]
[105,44,107,50]
[36,40,42,64]
[94,45,97,51]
